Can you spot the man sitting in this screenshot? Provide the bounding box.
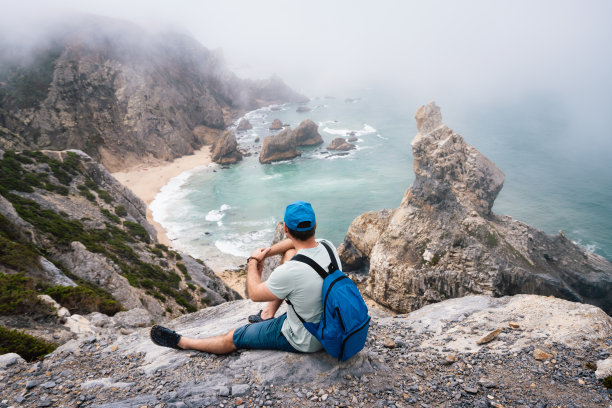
[150,200,341,354]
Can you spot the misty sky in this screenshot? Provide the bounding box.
[2,0,611,101]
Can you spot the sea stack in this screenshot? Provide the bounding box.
[339,102,612,315]
[293,119,323,146]
[211,130,243,164]
[259,128,300,164]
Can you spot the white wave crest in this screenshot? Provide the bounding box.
[322,123,377,137]
[205,204,231,222]
[215,229,274,257]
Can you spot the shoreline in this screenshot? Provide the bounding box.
[111,146,212,248]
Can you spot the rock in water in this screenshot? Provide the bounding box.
[259,128,300,164]
[211,130,242,164]
[269,119,284,130]
[236,119,253,132]
[339,102,612,314]
[293,119,323,146]
[327,138,355,151]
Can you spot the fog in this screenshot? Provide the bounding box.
[2,1,611,144]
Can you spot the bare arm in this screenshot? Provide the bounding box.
[266,238,294,257]
[246,248,280,302]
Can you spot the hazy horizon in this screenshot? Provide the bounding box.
[1,1,611,157]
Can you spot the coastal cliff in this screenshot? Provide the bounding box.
[339,102,612,315]
[0,148,239,346]
[0,16,307,172]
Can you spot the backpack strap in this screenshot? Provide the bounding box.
[291,254,328,279]
[285,242,338,323]
[319,241,339,273]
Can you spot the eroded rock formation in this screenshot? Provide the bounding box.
[211,130,242,165]
[236,119,253,132]
[293,119,323,146]
[327,137,356,151]
[339,102,612,315]
[259,128,300,164]
[0,16,307,172]
[269,119,284,131]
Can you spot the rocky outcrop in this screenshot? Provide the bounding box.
[339,102,612,315]
[259,128,300,164]
[269,119,284,131]
[0,16,307,172]
[211,130,242,165]
[1,295,610,407]
[293,119,323,146]
[296,106,311,113]
[0,149,240,328]
[327,137,356,151]
[236,119,253,132]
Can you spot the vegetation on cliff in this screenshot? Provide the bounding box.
[0,150,217,317]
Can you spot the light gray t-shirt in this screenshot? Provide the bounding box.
[265,239,341,352]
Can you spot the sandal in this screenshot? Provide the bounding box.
[150,325,182,349]
[248,310,271,324]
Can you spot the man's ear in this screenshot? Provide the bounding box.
[283,222,290,236]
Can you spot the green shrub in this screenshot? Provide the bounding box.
[7,193,84,244]
[44,285,122,316]
[0,213,41,272]
[0,151,34,193]
[115,205,128,217]
[0,273,53,316]
[101,208,120,223]
[97,190,113,204]
[123,221,150,243]
[0,326,57,362]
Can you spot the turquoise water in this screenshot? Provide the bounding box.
[151,89,612,270]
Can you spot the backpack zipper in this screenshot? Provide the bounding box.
[321,275,348,338]
[335,307,346,331]
[338,316,371,361]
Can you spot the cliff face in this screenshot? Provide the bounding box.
[339,102,612,315]
[0,16,307,171]
[0,148,240,332]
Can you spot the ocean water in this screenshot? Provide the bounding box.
[150,88,612,271]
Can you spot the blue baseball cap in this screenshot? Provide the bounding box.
[284,201,316,231]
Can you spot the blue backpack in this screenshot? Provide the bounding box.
[288,241,370,361]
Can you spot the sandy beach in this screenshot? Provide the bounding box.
[112,146,212,247]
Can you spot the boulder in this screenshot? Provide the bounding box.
[293,119,323,146]
[259,128,300,164]
[296,106,311,113]
[340,102,612,315]
[269,119,284,131]
[327,137,355,151]
[211,130,242,165]
[236,119,253,132]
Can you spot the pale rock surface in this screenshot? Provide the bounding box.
[340,102,612,314]
[0,353,25,369]
[595,358,612,380]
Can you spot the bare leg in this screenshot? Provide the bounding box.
[178,329,237,354]
[260,249,297,319]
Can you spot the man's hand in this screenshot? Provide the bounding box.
[249,247,270,264]
[246,247,278,302]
